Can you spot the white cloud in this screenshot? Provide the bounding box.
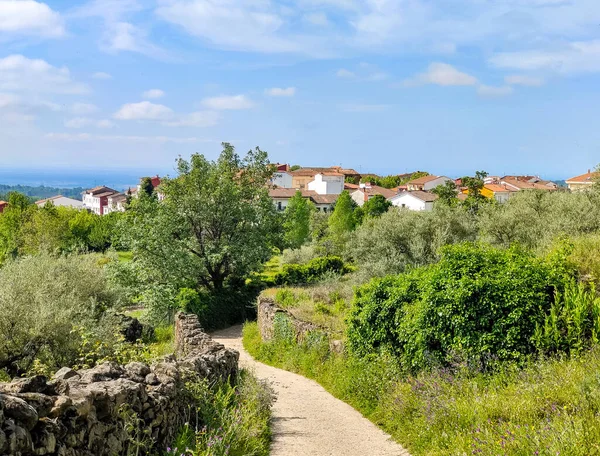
[0,92,19,108]
[477,85,514,97]
[340,103,389,112]
[403,63,478,87]
[46,132,209,143]
[103,21,164,57]
[113,101,174,120]
[142,89,165,99]
[65,117,115,128]
[0,0,64,37]
[0,55,88,94]
[490,40,600,74]
[71,102,98,115]
[336,68,356,78]
[163,111,221,127]
[504,75,545,87]
[201,94,255,110]
[156,0,307,54]
[92,72,112,80]
[303,12,329,26]
[265,87,296,97]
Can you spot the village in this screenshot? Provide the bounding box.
[0,166,596,216]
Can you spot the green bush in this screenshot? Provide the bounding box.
[348,243,567,370]
[0,253,126,377]
[274,256,349,285]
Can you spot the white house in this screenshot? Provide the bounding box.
[270,171,293,188]
[82,186,120,215]
[307,172,344,195]
[406,175,453,191]
[351,184,397,207]
[389,191,438,211]
[104,193,128,214]
[269,188,338,212]
[35,195,83,209]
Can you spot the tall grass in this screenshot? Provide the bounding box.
[168,370,273,456]
[244,322,600,456]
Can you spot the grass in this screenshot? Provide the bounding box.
[168,369,273,456]
[260,278,354,333]
[243,321,600,456]
[117,251,133,262]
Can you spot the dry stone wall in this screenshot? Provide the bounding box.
[257,298,344,353]
[0,313,238,456]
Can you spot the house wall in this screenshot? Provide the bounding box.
[272,197,290,212]
[390,194,428,211]
[291,175,314,189]
[83,194,101,215]
[307,174,344,195]
[350,190,366,207]
[423,177,453,191]
[567,182,592,192]
[271,172,293,188]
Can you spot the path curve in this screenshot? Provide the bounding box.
[211,325,410,456]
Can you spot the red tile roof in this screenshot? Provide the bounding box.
[566,171,600,184]
[407,175,437,185]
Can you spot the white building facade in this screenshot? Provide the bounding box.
[389,191,438,211]
[307,173,344,195]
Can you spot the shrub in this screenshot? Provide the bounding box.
[274,256,349,285]
[280,245,319,265]
[0,253,126,377]
[348,243,567,370]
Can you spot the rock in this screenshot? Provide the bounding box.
[0,375,48,394]
[16,393,55,418]
[2,394,39,430]
[125,362,151,383]
[0,428,6,453]
[114,314,145,342]
[80,362,125,383]
[144,373,159,385]
[53,368,79,381]
[49,396,73,418]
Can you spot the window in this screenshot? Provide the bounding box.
[277,201,282,211]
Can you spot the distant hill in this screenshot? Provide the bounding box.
[0,184,85,202]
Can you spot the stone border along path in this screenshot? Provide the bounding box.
[211,325,411,456]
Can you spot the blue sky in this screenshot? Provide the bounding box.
[0,0,599,179]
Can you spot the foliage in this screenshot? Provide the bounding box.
[283,191,314,249]
[480,190,600,252]
[117,143,280,326]
[347,205,478,278]
[533,281,600,355]
[362,194,392,218]
[139,177,156,198]
[431,180,459,207]
[0,184,84,201]
[348,243,567,370]
[462,170,490,213]
[360,172,429,189]
[0,253,126,377]
[280,245,319,265]
[245,319,600,456]
[274,256,350,285]
[169,370,272,456]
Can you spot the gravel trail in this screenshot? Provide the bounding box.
[211,325,410,456]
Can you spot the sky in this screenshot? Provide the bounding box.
[0,0,599,180]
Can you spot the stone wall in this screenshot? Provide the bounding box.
[257,298,344,353]
[0,313,238,456]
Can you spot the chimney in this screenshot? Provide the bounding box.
[588,169,591,174]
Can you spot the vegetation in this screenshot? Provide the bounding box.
[171,371,272,456]
[358,171,429,189]
[273,256,350,286]
[283,190,314,249]
[0,184,85,202]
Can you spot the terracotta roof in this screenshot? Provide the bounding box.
[0,201,7,206]
[501,178,556,191]
[86,186,119,196]
[485,184,516,193]
[36,195,63,204]
[407,175,437,185]
[344,183,360,190]
[394,190,439,203]
[109,193,127,202]
[566,171,600,184]
[95,190,120,198]
[268,188,338,205]
[354,185,397,199]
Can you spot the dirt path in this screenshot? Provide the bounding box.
[211,326,410,456]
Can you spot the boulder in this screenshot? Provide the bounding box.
[2,394,39,430]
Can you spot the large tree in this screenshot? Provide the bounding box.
[362,194,392,218]
[123,143,279,293]
[283,191,314,249]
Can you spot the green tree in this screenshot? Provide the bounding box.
[122,143,280,294]
[431,180,459,207]
[362,194,392,218]
[139,177,155,198]
[328,190,356,238]
[462,170,490,213]
[283,191,314,249]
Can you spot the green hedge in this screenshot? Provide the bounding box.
[347,243,568,371]
[273,256,350,285]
